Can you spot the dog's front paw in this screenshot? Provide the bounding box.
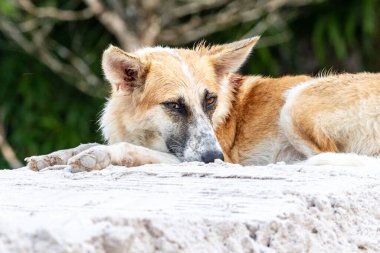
[68,148,111,173]
[25,155,65,171]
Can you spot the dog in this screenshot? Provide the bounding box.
[26,36,380,172]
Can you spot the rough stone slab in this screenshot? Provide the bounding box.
[0,162,379,253]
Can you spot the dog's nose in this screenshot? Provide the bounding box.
[201,151,224,163]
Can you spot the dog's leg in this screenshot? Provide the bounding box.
[25,143,100,171]
[67,142,180,172]
[280,88,339,158]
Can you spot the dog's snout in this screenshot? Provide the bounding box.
[201,151,224,163]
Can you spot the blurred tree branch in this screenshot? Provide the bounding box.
[0,0,323,98]
[0,111,22,169]
[0,16,104,97]
[83,0,141,50]
[18,0,95,21]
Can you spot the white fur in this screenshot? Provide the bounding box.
[304,152,380,167]
[280,79,321,157]
[102,142,180,164]
[183,113,223,162]
[242,137,306,166]
[242,139,280,166]
[180,59,197,86]
[212,77,232,128]
[101,98,169,153]
[67,142,180,172]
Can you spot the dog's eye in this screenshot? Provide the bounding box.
[162,101,184,112]
[162,98,187,115]
[206,96,217,108]
[166,102,180,109]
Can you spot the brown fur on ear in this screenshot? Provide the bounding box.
[199,36,260,77]
[102,45,150,92]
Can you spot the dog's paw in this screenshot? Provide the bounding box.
[25,143,101,172]
[67,149,111,173]
[25,155,65,171]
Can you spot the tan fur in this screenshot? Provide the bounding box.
[216,74,312,163]
[284,74,380,156]
[219,72,380,165]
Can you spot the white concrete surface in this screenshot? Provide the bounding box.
[0,162,379,252]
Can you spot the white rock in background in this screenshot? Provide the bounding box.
[0,163,379,253]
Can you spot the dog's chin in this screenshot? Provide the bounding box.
[175,155,202,163]
[168,147,204,163]
[167,150,184,162]
[182,154,204,163]
[171,152,202,163]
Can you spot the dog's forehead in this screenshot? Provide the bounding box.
[138,47,218,91]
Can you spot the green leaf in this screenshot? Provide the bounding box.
[344,10,359,47]
[0,1,17,16]
[362,0,376,37]
[327,16,347,59]
[312,17,327,63]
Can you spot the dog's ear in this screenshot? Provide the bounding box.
[205,36,260,77]
[102,45,150,92]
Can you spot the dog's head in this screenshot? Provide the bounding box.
[101,37,259,163]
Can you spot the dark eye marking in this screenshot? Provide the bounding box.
[204,89,217,111]
[161,97,187,115]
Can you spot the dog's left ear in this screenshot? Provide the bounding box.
[102,45,150,92]
[206,36,260,77]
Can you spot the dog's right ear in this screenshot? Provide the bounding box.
[102,45,149,92]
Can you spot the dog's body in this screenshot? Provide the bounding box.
[26,37,380,172]
[217,73,380,165]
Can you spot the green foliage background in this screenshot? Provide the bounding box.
[0,0,379,168]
